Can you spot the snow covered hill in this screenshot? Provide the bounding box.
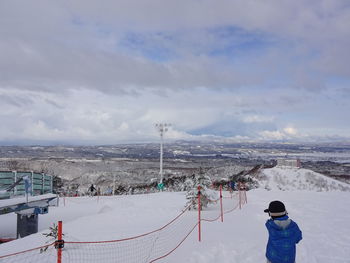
[1,190,350,263]
[256,167,350,191]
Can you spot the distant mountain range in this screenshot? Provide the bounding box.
[0,141,350,161]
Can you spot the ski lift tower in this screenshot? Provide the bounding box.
[155,123,171,190]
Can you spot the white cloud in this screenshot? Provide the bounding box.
[0,1,349,144]
[259,125,304,141]
[1,85,350,144]
[283,126,298,136]
[259,130,285,141]
[242,115,275,123]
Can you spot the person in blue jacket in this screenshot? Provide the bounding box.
[230,181,235,191]
[264,201,302,263]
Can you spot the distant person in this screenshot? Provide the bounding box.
[230,181,235,191]
[264,201,302,263]
[105,187,113,195]
[89,184,96,196]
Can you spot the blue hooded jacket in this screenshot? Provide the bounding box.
[265,216,302,263]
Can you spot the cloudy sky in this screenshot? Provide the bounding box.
[0,0,349,145]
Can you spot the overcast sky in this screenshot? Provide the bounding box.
[0,0,349,145]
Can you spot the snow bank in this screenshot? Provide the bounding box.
[257,167,350,191]
[1,189,350,262]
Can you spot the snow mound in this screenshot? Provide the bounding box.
[257,167,350,192]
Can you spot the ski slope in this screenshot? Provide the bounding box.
[1,168,350,262]
[1,191,349,262]
[257,167,350,192]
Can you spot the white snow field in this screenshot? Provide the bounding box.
[258,167,350,192]
[0,167,350,263]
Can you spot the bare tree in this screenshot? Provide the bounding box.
[5,159,29,171]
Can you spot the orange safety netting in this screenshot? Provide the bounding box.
[0,188,246,263]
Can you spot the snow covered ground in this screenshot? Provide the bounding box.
[257,167,350,191]
[1,168,350,262]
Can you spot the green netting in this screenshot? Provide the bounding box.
[0,193,10,199]
[16,173,32,179]
[33,174,43,180]
[33,185,43,190]
[0,172,14,179]
[0,171,52,196]
[0,178,15,184]
[15,185,25,190]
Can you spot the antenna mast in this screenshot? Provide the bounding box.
[155,123,171,190]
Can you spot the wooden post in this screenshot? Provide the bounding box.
[220,184,223,222]
[197,186,201,242]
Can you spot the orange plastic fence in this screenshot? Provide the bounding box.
[0,187,246,263]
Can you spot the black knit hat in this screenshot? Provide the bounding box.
[264,201,287,217]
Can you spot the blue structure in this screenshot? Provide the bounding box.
[0,171,57,238]
[0,193,58,238]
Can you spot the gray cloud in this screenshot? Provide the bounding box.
[1,0,349,93]
[0,0,349,144]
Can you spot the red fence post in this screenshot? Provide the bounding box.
[57,221,63,263]
[197,186,201,242]
[220,184,223,222]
